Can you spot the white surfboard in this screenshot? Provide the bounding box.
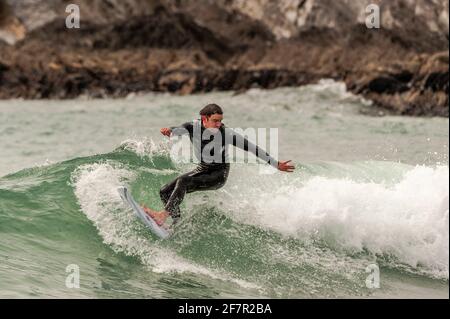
[118,186,171,239]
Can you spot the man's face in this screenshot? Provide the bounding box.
[202,114,223,132]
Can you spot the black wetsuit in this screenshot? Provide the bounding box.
[160,120,278,222]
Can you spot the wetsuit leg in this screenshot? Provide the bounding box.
[160,164,230,221]
[160,178,181,219]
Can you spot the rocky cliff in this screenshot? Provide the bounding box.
[0,0,448,116]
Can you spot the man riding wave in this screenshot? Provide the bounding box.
[143,104,295,226]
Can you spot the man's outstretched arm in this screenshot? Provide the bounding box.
[229,130,295,172]
[160,122,193,137]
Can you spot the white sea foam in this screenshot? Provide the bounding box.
[71,162,260,290]
[218,164,449,279]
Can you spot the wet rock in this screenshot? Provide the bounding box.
[0,0,448,116]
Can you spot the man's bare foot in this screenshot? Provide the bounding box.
[150,211,170,226]
[142,205,169,226]
[142,205,156,215]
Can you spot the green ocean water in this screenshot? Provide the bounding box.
[0,81,448,298]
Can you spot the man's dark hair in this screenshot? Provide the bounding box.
[199,104,223,117]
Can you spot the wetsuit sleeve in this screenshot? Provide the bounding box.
[228,129,279,169]
[170,122,193,136]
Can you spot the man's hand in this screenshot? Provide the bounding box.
[278,160,295,173]
[160,128,172,137]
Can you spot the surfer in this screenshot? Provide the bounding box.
[143,104,295,226]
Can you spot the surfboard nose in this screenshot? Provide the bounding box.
[117,186,127,201]
[117,186,171,239]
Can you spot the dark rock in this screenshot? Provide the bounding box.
[0,0,448,116]
[367,76,409,94]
